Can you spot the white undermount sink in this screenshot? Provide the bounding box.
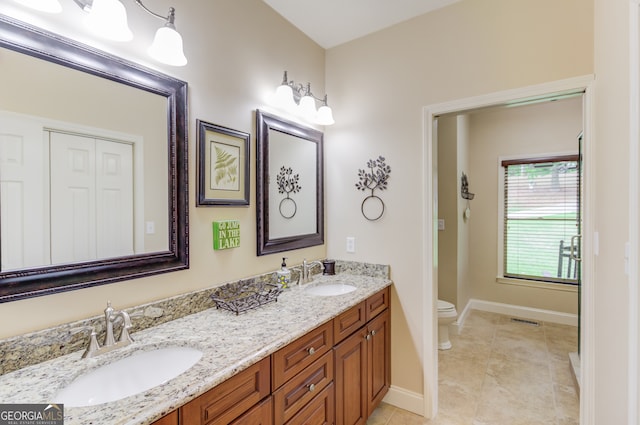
[56,346,202,407]
[305,283,357,297]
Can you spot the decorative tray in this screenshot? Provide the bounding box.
[210,279,283,315]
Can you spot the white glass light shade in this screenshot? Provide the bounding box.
[298,95,317,120]
[317,105,335,125]
[85,0,133,42]
[13,0,62,13]
[148,25,187,67]
[274,84,296,111]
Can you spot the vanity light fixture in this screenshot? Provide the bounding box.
[274,71,335,126]
[13,0,62,13]
[71,0,187,66]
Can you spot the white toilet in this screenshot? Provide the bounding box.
[437,300,458,350]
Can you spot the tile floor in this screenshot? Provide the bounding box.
[367,310,579,425]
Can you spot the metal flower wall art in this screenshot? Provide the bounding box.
[277,166,302,218]
[355,156,391,221]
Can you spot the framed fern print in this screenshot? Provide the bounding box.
[197,120,250,206]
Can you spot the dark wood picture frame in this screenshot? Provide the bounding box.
[0,15,189,303]
[256,110,324,255]
[196,120,250,206]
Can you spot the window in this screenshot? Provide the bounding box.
[501,155,580,285]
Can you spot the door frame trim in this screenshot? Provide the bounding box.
[421,74,595,422]
[628,1,639,423]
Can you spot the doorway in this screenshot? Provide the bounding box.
[421,75,594,422]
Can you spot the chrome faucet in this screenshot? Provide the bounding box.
[300,259,324,285]
[81,301,134,358]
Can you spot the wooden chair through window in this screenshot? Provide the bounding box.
[557,239,578,279]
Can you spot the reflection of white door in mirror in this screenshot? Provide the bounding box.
[0,111,139,271]
[0,112,48,270]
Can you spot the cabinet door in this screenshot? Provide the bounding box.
[334,328,367,425]
[366,308,390,416]
[231,397,273,425]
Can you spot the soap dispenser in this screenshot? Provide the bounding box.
[276,257,291,288]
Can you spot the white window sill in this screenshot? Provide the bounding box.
[496,276,579,293]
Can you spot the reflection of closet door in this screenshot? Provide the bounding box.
[50,133,133,263]
[95,139,133,259]
[0,113,49,271]
[50,132,97,264]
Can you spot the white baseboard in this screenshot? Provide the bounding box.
[464,298,578,327]
[382,385,424,416]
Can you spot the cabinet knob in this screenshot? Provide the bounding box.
[308,347,315,355]
[370,330,376,336]
[365,334,371,341]
[308,383,316,392]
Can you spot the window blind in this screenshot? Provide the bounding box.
[502,155,580,285]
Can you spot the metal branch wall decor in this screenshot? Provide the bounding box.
[355,156,391,221]
[461,172,474,221]
[277,166,302,218]
[460,172,475,200]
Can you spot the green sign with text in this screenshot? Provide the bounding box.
[213,220,240,250]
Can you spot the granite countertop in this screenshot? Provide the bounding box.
[0,273,391,425]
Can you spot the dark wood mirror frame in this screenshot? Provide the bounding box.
[256,110,324,256]
[0,15,189,303]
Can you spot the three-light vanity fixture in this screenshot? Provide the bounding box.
[273,71,335,126]
[12,0,188,66]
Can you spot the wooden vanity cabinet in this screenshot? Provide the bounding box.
[151,286,391,425]
[334,287,391,425]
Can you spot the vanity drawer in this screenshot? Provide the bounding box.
[333,301,366,344]
[366,287,390,321]
[273,350,334,424]
[272,321,333,390]
[285,382,334,425]
[180,357,271,425]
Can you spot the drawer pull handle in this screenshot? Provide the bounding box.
[308,347,315,355]
[308,383,316,392]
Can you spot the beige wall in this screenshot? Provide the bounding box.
[456,115,472,310]
[325,0,593,398]
[464,97,582,314]
[436,115,458,306]
[593,0,631,422]
[0,0,327,339]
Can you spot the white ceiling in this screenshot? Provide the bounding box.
[263,0,461,49]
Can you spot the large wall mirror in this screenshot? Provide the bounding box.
[256,110,324,255]
[0,15,188,302]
